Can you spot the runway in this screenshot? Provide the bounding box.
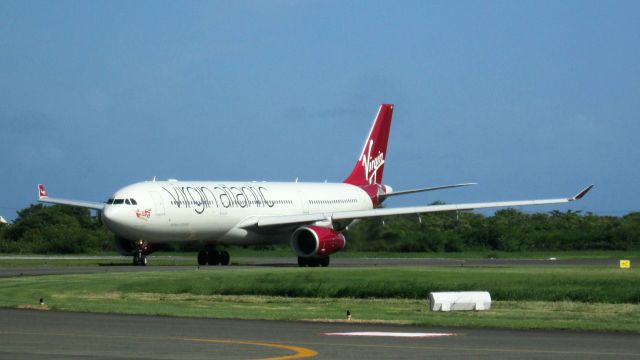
[0,256,626,278]
[1,309,638,359]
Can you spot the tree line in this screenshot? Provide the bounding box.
[0,205,112,253]
[0,204,638,254]
[345,209,640,252]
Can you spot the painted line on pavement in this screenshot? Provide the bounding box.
[322,331,456,338]
[186,338,318,359]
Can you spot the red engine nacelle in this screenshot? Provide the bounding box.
[291,226,346,257]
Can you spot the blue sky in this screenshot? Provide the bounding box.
[1,1,639,221]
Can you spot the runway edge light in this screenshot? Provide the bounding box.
[620,260,631,269]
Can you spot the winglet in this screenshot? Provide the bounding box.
[571,184,594,201]
[38,184,48,199]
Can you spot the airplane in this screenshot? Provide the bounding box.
[37,104,593,266]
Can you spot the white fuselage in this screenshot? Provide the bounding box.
[101,181,374,246]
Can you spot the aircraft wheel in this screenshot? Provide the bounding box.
[297,256,306,267]
[197,250,207,266]
[220,251,230,266]
[320,257,330,267]
[133,253,147,266]
[308,258,320,267]
[207,250,220,265]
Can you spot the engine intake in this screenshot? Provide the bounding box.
[291,226,346,257]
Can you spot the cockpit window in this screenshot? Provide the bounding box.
[109,198,138,205]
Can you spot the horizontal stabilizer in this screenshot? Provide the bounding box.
[380,182,477,199]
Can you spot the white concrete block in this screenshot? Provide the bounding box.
[429,291,491,312]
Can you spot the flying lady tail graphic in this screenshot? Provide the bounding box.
[344,104,394,186]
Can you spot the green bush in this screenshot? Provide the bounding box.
[345,210,640,253]
[2,204,112,254]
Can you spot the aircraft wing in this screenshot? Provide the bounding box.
[37,184,105,210]
[243,184,594,229]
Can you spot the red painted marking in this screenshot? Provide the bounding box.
[135,209,151,220]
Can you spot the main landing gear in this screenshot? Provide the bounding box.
[298,256,330,267]
[197,249,230,266]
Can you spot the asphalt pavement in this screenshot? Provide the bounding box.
[1,309,639,359]
[0,256,625,278]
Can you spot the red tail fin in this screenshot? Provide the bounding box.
[38,184,48,198]
[343,104,394,186]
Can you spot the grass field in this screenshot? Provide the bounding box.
[1,266,639,332]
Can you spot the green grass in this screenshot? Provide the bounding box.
[1,266,640,332]
[8,294,640,333]
[40,266,640,303]
[2,265,640,303]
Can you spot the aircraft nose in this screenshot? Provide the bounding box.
[101,205,129,231]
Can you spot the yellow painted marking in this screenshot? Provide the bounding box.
[620,259,631,269]
[0,330,317,359]
[186,338,318,360]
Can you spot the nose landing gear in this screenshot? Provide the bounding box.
[132,240,150,266]
[133,252,147,266]
[197,248,230,266]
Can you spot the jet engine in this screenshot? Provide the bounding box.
[291,226,346,257]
